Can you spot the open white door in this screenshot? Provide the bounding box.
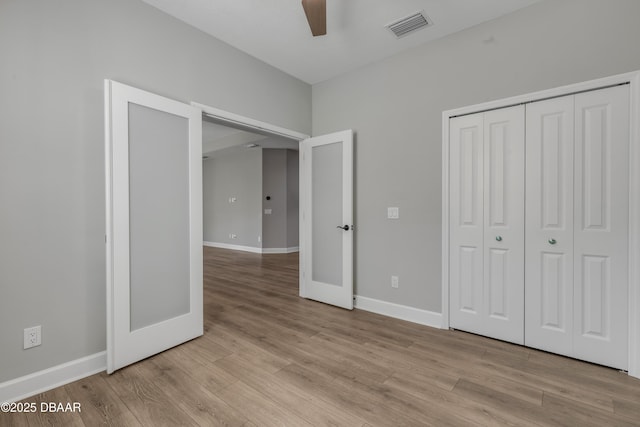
[105,80,203,374]
[300,130,353,309]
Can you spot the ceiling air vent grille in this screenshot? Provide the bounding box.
[386,12,431,38]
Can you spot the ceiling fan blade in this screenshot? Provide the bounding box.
[301,0,326,37]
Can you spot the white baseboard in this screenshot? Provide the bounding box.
[204,241,299,254]
[354,296,443,329]
[262,246,299,254]
[203,241,262,253]
[0,352,106,403]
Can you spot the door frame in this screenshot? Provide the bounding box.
[191,102,312,298]
[441,70,640,378]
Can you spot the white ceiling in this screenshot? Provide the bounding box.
[141,0,539,84]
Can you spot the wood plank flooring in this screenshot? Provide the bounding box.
[2,246,640,426]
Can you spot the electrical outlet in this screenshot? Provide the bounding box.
[229,233,237,239]
[24,326,41,349]
[391,276,399,288]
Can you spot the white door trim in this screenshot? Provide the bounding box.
[441,70,640,378]
[191,102,310,141]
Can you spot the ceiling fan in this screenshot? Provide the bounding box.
[301,0,326,37]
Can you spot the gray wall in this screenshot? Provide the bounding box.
[262,149,288,249]
[262,149,299,249]
[203,150,263,248]
[0,0,310,383]
[312,0,640,313]
[203,148,299,250]
[286,150,300,248]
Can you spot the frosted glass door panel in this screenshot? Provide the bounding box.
[311,142,343,286]
[128,103,190,331]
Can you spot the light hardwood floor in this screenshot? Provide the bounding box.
[3,246,640,426]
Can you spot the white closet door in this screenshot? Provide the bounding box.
[482,106,525,344]
[525,96,575,356]
[450,114,484,335]
[573,85,629,370]
[450,107,524,344]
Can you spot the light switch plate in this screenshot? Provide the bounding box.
[387,207,399,219]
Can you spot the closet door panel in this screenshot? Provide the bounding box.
[483,106,525,344]
[525,96,574,356]
[450,114,485,333]
[573,86,629,370]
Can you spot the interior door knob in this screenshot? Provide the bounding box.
[548,238,557,245]
[336,225,350,231]
[496,236,503,242]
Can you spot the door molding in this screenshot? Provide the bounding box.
[191,102,310,141]
[441,70,640,378]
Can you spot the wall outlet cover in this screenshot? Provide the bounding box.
[391,276,399,288]
[24,325,41,349]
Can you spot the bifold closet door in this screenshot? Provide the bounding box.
[525,85,629,370]
[524,96,575,357]
[450,106,525,344]
[573,86,629,369]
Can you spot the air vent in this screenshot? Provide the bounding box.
[386,11,431,38]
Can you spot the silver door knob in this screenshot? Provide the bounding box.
[495,236,502,242]
[548,238,557,245]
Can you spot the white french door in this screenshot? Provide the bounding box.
[449,106,525,344]
[105,80,203,373]
[300,130,354,309]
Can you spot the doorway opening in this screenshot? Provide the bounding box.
[194,102,355,310]
[201,115,301,255]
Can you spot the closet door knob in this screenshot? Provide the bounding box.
[495,236,502,242]
[548,238,557,245]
